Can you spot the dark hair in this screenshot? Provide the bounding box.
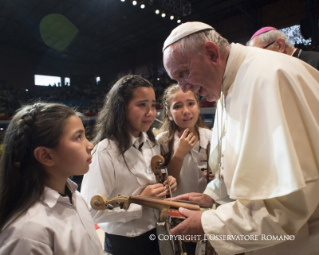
[93,74,156,155]
[158,84,207,165]
[0,102,76,231]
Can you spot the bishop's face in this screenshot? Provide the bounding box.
[249,36,279,52]
[163,43,223,102]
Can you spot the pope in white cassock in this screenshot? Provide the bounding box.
[163,21,319,255]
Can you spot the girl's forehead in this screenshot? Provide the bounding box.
[131,86,155,99]
[61,115,83,134]
[170,89,196,102]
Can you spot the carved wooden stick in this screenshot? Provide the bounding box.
[90,194,200,222]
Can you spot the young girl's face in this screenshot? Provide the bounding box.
[49,115,93,178]
[126,86,156,137]
[169,89,200,132]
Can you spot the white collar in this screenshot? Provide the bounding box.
[40,179,77,208]
[130,132,147,149]
[223,43,236,80]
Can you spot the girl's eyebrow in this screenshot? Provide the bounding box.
[172,98,195,105]
[73,129,84,135]
[137,99,157,103]
[172,101,182,106]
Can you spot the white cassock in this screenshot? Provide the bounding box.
[203,43,319,255]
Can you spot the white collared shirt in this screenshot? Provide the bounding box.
[0,180,103,255]
[81,132,160,237]
[156,127,212,196]
[131,133,146,151]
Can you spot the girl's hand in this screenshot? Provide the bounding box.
[140,183,166,198]
[163,175,177,195]
[203,172,215,182]
[175,128,197,159]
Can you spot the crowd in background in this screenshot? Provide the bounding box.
[0,83,108,117]
[0,73,173,118]
[0,73,175,145]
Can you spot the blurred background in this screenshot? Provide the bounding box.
[0,0,318,147]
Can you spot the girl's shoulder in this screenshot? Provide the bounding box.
[199,127,212,137]
[198,127,212,145]
[93,138,115,154]
[1,202,50,243]
[155,131,169,144]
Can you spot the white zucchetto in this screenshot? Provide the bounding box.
[163,21,214,51]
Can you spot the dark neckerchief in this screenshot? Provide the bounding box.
[59,185,73,204]
[133,142,144,151]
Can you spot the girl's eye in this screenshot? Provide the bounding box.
[174,105,181,109]
[76,134,82,140]
[139,103,146,107]
[189,102,195,106]
[152,104,156,108]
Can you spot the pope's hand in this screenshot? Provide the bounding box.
[170,208,205,242]
[168,192,214,208]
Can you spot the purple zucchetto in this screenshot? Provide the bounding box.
[250,26,278,40]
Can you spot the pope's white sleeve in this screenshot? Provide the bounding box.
[81,148,142,224]
[201,178,319,255]
[204,178,234,204]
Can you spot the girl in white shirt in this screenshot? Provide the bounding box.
[0,103,103,255]
[157,84,214,196]
[156,84,213,254]
[81,75,177,255]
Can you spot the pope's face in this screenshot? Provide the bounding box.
[163,44,223,102]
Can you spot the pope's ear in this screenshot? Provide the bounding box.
[276,38,286,53]
[33,147,54,167]
[203,41,220,65]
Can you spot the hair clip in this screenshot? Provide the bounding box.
[29,103,41,114]
[13,162,21,167]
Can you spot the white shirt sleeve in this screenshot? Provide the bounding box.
[0,238,53,255]
[204,178,234,204]
[201,178,319,255]
[81,145,142,224]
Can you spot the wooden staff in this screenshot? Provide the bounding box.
[91,194,200,222]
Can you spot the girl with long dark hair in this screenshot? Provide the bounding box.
[0,103,103,255]
[81,75,177,255]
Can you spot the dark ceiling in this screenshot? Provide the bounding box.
[0,0,307,65]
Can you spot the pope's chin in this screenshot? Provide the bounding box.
[204,93,220,102]
[203,87,221,102]
[198,89,214,102]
